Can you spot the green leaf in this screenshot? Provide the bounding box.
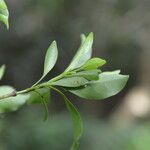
[0,86,50,113]
[0,65,6,80]
[65,32,93,71]
[33,41,58,86]
[51,76,88,87]
[79,57,106,71]
[30,89,50,121]
[67,70,101,81]
[80,34,86,44]
[69,71,129,100]
[50,87,83,150]
[104,70,121,74]
[0,0,9,29]
[0,86,29,113]
[63,96,83,150]
[27,88,50,105]
[43,41,58,76]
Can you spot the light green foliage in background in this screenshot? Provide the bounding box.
[0,0,9,29]
[0,1,129,150]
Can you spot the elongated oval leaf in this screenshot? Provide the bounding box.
[65,32,93,71]
[33,41,58,86]
[51,87,83,150]
[0,0,9,29]
[67,70,100,81]
[51,76,88,87]
[0,86,50,113]
[0,65,6,80]
[63,97,83,150]
[43,41,58,76]
[79,57,106,70]
[69,72,129,100]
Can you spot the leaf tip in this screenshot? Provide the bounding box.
[88,32,94,39]
[0,64,6,79]
[51,40,58,51]
[101,59,107,66]
[80,34,86,44]
[52,40,57,45]
[50,41,57,49]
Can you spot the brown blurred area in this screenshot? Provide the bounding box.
[0,0,150,150]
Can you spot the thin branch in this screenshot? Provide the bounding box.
[0,91,17,100]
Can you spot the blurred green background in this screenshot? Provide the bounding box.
[0,0,150,149]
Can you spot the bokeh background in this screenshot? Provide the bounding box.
[0,0,150,149]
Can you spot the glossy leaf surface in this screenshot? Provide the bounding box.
[33,41,58,86]
[79,57,106,70]
[67,70,100,81]
[51,77,88,87]
[69,72,129,100]
[65,32,93,71]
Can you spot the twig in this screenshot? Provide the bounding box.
[0,91,17,100]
